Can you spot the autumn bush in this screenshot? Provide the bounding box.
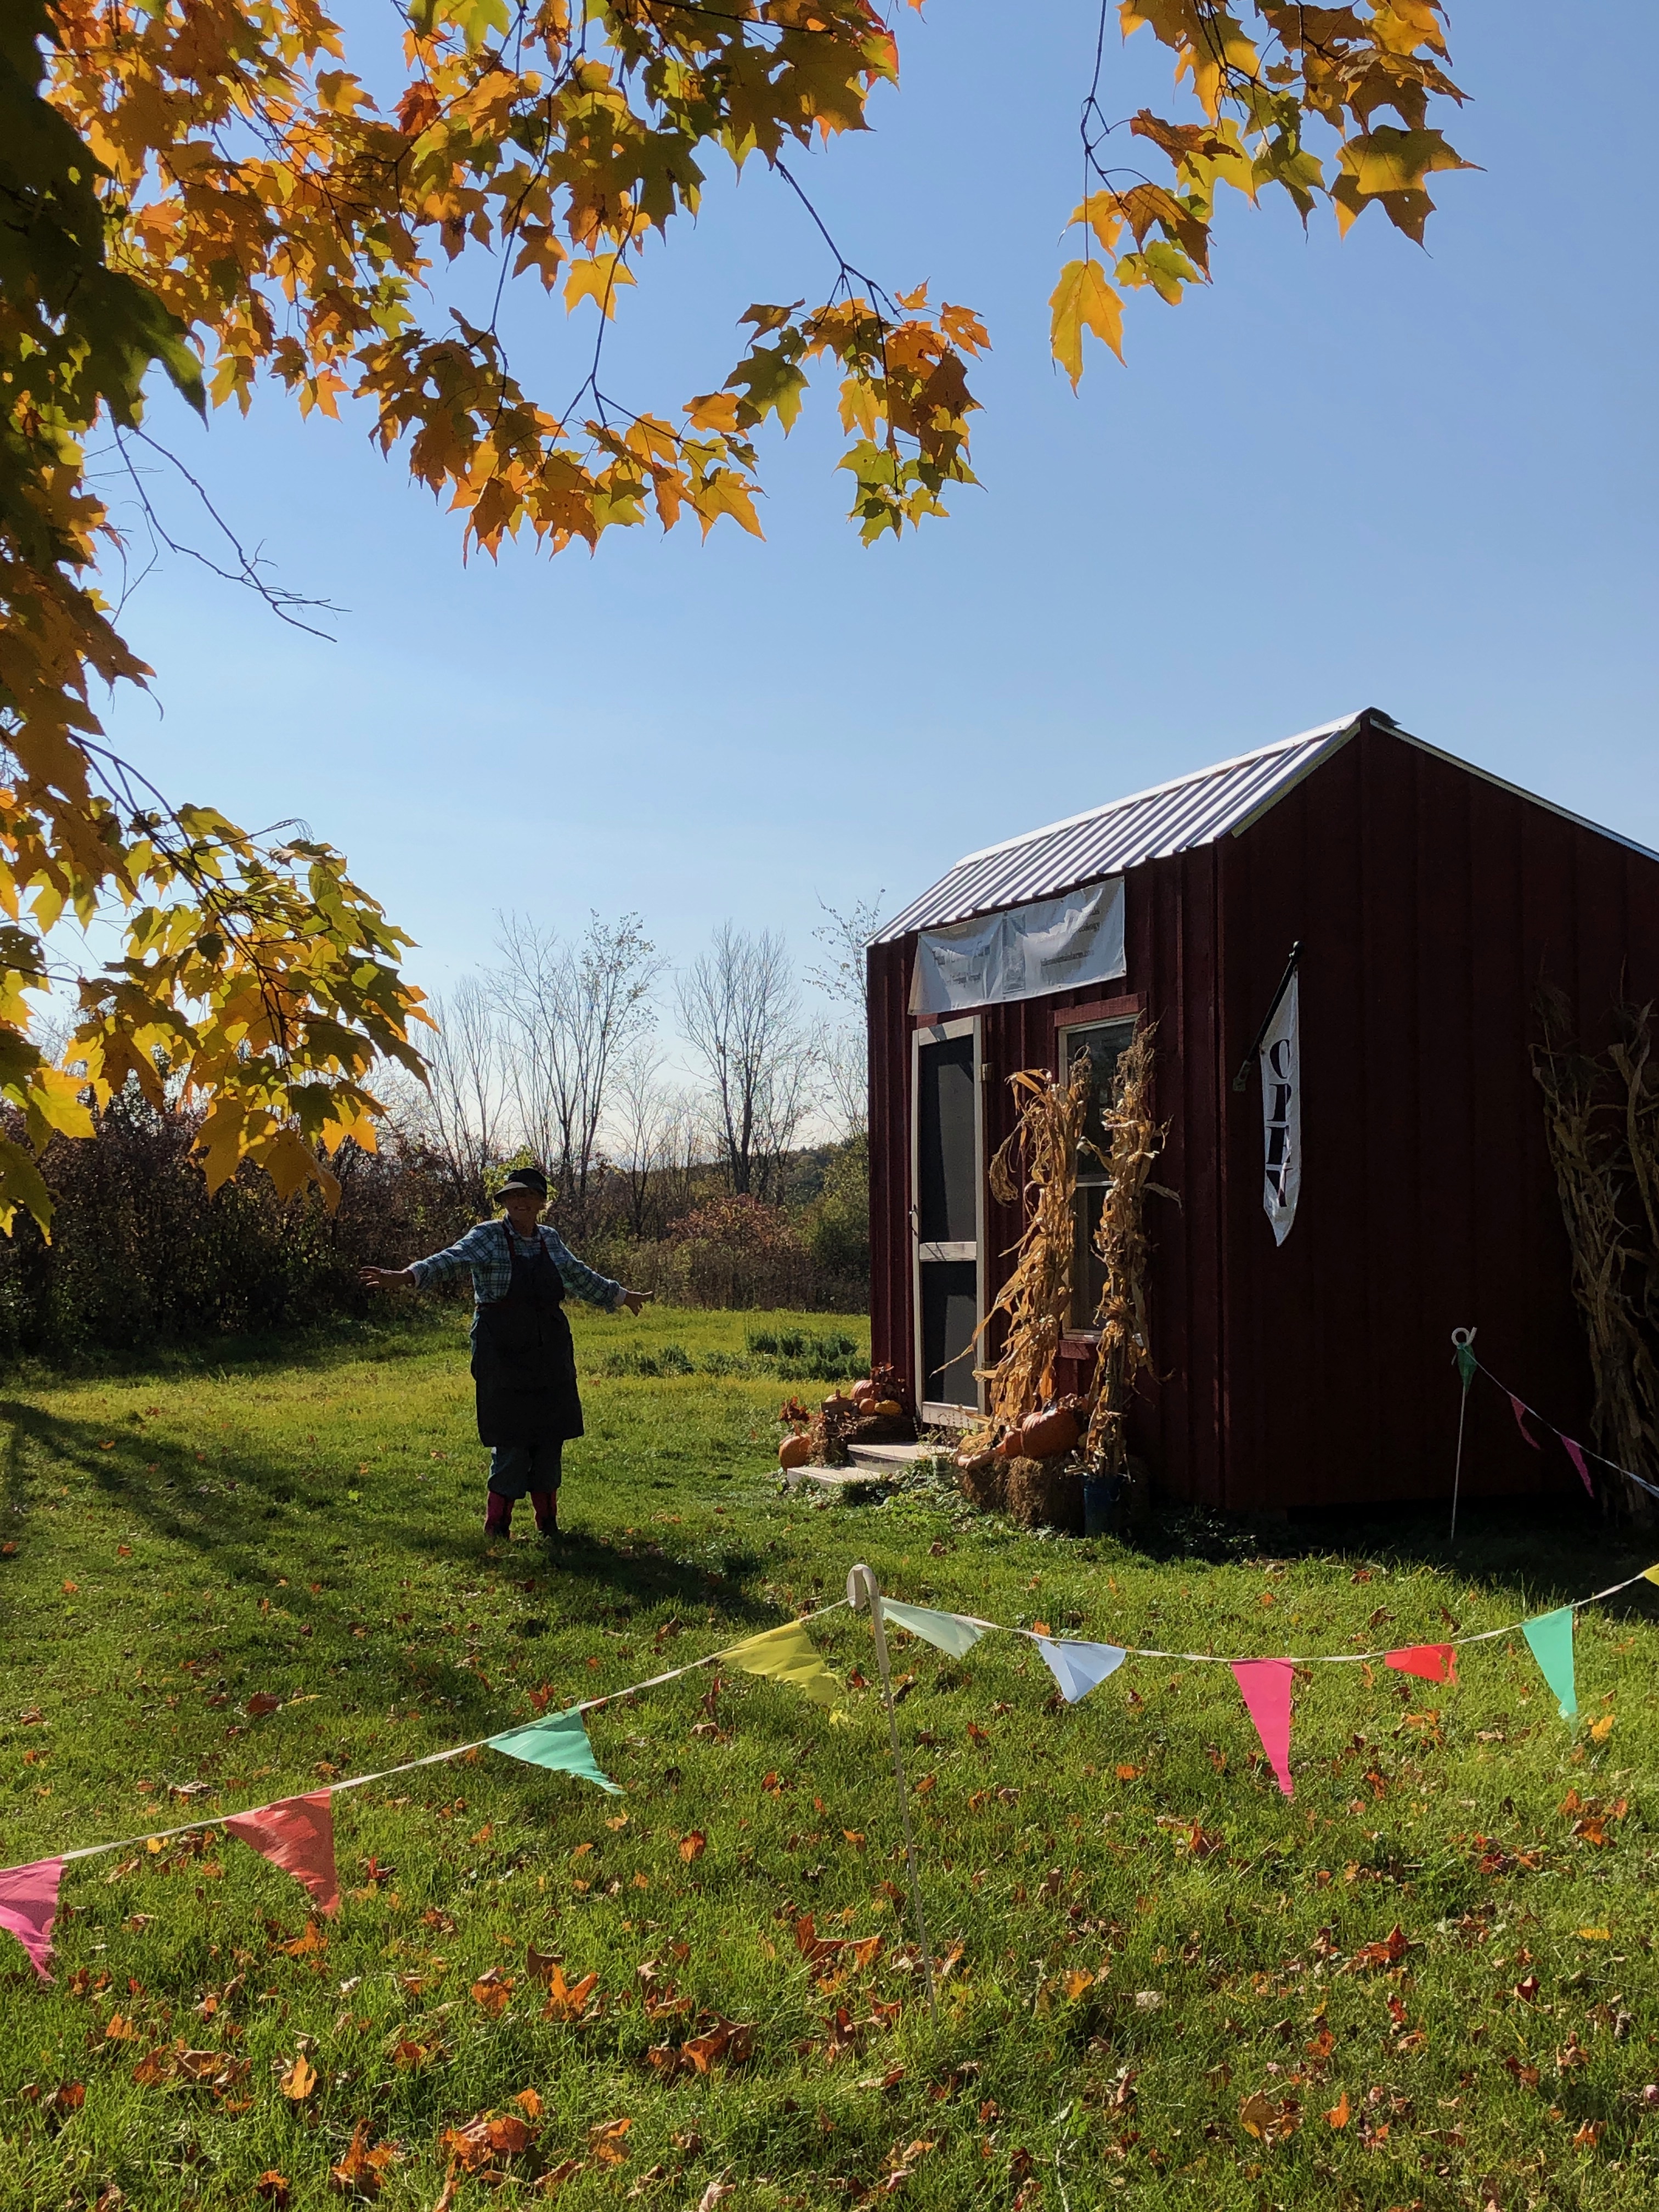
[0,1097,473,1359]
[0,1103,868,1356]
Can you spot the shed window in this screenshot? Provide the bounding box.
[1059,1017,1137,1331]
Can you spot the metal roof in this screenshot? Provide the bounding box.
[875,712,1659,944]
[874,714,1362,942]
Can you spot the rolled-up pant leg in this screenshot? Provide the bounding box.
[487,1441,562,1533]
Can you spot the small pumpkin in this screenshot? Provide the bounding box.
[778,1433,812,1470]
[850,1378,878,1406]
[1020,1405,1082,1459]
[870,1398,902,1417]
[996,1427,1023,1460]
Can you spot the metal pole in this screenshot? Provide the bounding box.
[1449,1327,1476,1545]
[847,1562,939,2021]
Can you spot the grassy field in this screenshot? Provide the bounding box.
[2,1303,1658,2211]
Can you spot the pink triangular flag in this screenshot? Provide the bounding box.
[1385,1644,1457,1684]
[1509,1396,1542,1449]
[1562,1438,1595,1499]
[225,1792,340,1916]
[1231,1660,1294,1796]
[0,1857,65,1980]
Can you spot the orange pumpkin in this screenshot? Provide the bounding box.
[1020,1406,1082,1459]
[778,1434,812,1470]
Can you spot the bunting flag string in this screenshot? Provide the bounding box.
[488,1708,623,1793]
[1472,1352,1659,1503]
[0,1857,64,1982]
[1230,1661,1294,1796]
[4,1558,1658,1982]
[224,1791,340,1916]
[1034,1637,1126,1704]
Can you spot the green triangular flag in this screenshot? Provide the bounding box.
[727,1622,840,1708]
[488,1706,622,1792]
[1521,1606,1577,1720]
[881,1600,985,1660]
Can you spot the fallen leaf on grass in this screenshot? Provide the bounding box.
[279,2053,317,2101]
[246,1693,283,1718]
[329,2118,398,2197]
[514,2087,544,2118]
[1063,1970,1095,2001]
[679,1831,706,1863]
[1589,1715,1614,1743]
[255,2177,290,2208]
[1327,2091,1350,2129]
[589,2117,631,2165]
[471,1969,515,2016]
[1239,2090,1300,2144]
[696,2182,735,2211]
[391,2039,444,2070]
[541,1966,599,2022]
[1573,2120,1603,2148]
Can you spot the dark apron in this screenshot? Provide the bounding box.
[470,1224,583,1453]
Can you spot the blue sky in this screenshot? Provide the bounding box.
[99,0,1657,1012]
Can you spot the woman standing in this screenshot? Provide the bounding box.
[361,1166,650,1538]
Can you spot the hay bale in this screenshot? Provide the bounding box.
[956,1454,1007,1514]
[1004,1454,1085,1534]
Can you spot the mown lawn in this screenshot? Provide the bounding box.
[2,1304,1657,2211]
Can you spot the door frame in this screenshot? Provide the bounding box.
[910,1013,985,1424]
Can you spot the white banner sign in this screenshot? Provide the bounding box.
[910,879,1125,1016]
[1260,971,1301,1245]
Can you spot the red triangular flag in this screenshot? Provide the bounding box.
[1509,1396,1542,1449]
[1562,1437,1595,1499]
[1385,1644,1457,1684]
[1231,1660,1294,1797]
[0,1857,65,1980]
[225,1792,339,1916]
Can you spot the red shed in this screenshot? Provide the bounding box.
[867,708,1659,1511]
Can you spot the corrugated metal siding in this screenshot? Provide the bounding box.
[868,713,1659,1511]
[873,718,1357,941]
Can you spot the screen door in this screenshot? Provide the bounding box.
[912,1017,983,1415]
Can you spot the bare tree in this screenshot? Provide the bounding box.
[808,891,883,1139]
[493,911,662,1224]
[677,923,815,1199]
[808,890,885,1014]
[416,975,509,1213]
[607,1045,708,1237]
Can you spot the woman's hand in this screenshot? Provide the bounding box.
[360,1266,414,1291]
[620,1289,652,1317]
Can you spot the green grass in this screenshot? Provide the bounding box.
[2,1304,1658,2210]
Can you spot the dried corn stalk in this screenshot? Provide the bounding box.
[1534,986,1659,1522]
[1085,1025,1171,1477]
[969,1056,1093,1440]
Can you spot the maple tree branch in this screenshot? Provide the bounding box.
[108,427,340,642]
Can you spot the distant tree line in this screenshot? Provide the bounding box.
[0,909,877,1358]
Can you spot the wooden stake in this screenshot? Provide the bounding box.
[848,1562,939,2021]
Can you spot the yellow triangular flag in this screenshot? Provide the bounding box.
[1643,1566,1659,1586]
[727,1622,840,1708]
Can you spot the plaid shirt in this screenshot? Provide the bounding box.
[410,1220,625,1311]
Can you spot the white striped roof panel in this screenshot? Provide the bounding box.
[874,714,1361,943]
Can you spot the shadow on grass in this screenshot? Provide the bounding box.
[1113,1491,1659,1616]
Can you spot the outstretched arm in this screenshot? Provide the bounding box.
[360,1265,416,1290]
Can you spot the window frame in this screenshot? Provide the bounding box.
[1056,1009,1141,1343]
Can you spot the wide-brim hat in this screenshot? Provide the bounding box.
[496,1166,549,1203]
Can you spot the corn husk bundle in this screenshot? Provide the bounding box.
[1085,1025,1171,1479]
[1533,987,1659,1522]
[969,1056,1094,1443]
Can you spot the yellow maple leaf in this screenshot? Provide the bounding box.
[1049,259,1124,387]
